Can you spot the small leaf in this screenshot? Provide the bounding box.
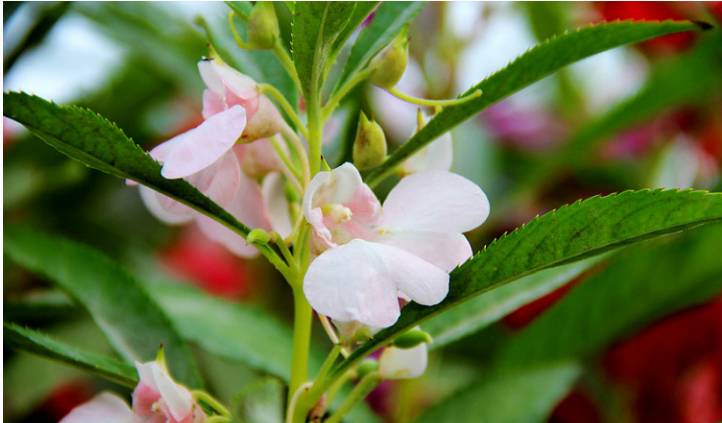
[3,92,251,237]
[4,322,138,388]
[365,19,707,185]
[328,2,379,60]
[226,1,252,19]
[292,2,356,97]
[331,189,722,379]
[4,226,203,387]
[334,2,423,95]
[416,362,581,423]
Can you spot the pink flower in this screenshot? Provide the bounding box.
[60,361,205,423]
[137,60,292,257]
[303,163,489,327]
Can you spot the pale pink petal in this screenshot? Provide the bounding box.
[160,106,247,179]
[381,171,489,233]
[379,343,428,379]
[304,240,400,327]
[188,150,241,208]
[401,132,453,174]
[236,138,283,178]
[262,173,293,238]
[197,170,269,258]
[304,240,448,327]
[132,382,161,417]
[202,89,225,119]
[199,59,257,100]
[375,230,472,272]
[240,95,283,142]
[150,362,194,421]
[60,392,134,423]
[139,185,196,224]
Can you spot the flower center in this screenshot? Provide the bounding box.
[321,203,353,223]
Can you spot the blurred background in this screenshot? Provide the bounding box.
[4,2,722,422]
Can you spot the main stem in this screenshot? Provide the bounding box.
[289,282,313,405]
[307,88,323,175]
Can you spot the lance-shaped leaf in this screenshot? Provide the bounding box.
[330,189,722,379]
[4,323,138,388]
[365,20,708,186]
[3,92,251,238]
[333,2,423,95]
[146,280,323,382]
[420,223,722,422]
[425,256,603,349]
[416,362,582,423]
[4,226,203,387]
[292,2,356,97]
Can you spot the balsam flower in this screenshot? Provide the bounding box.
[303,163,489,328]
[60,360,205,423]
[137,59,292,257]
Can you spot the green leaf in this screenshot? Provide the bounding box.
[3,226,203,387]
[145,280,314,382]
[328,2,379,60]
[4,322,138,388]
[334,2,423,95]
[3,92,251,237]
[495,223,722,369]
[291,2,356,97]
[416,362,581,423]
[425,256,603,349]
[365,20,707,186]
[331,189,722,379]
[226,1,252,19]
[520,31,722,191]
[232,377,285,423]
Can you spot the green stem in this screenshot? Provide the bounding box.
[307,90,323,175]
[228,12,253,49]
[386,86,482,107]
[288,283,313,406]
[315,344,342,387]
[281,126,310,187]
[322,67,374,119]
[269,135,303,192]
[274,41,303,92]
[192,390,231,418]
[325,372,381,423]
[259,84,309,139]
[206,417,231,423]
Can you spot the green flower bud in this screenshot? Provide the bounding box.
[247,228,272,245]
[369,30,409,88]
[352,112,387,170]
[357,359,380,378]
[393,328,433,349]
[247,2,279,49]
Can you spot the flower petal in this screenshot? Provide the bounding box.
[262,172,293,238]
[381,171,489,233]
[304,240,449,327]
[304,240,400,327]
[198,59,258,100]
[376,230,472,272]
[139,185,195,224]
[60,392,134,423]
[379,343,428,379]
[159,105,247,179]
[202,89,226,119]
[150,361,194,421]
[401,132,453,174]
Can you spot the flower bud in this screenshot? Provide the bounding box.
[357,359,380,378]
[247,2,279,49]
[352,112,387,170]
[379,343,427,379]
[393,328,433,349]
[369,30,409,88]
[247,228,272,244]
